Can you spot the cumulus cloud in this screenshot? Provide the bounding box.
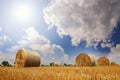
[10,27,60,55]
[0,27,11,46]
[43,0,120,47]
[8,27,73,64]
[101,42,113,48]
[108,44,120,64]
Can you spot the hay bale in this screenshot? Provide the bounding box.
[111,62,119,66]
[97,57,110,66]
[15,49,40,67]
[50,62,58,66]
[75,53,95,66]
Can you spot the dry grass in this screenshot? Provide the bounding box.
[0,66,120,80]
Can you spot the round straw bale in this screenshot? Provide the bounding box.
[50,62,58,66]
[15,49,40,67]
[97,57,110,66]
[75,53,95,66]
[111,62,119,66]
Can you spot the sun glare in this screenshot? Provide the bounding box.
[14,4,32,22]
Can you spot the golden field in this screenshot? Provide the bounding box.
[0,66,120,80]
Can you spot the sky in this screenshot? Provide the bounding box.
[0,0,120,65]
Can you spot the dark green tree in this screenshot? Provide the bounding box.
[1,61,10,66]
[64,63,68,66]
[50,63,52,66]
[41,64,45,66]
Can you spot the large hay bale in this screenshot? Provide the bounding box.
[75,53,95,66]
[97,57,110,66]
[15,49,40,67]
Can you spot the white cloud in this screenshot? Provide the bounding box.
[0,35,11,46]
[15,27,59,55]
[41,45,75,64]
[100,39,114,48]
[8,27,74,64]
[101,43,113,48]
[0,27,11,46]
[0,27,13,64]
[43,0,120,47]
[3,35,11,41]
[0,27,2,32]
[108,44,120,64]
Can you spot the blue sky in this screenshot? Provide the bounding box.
[0,0,120,64]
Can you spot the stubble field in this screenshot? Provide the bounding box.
[0,66,120,80]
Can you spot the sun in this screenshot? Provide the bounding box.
[14,4,32,22]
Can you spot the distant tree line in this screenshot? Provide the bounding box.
[41,63,74,67]
[0,61,12,67]
[0,61,74,67]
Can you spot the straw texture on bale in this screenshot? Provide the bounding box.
[15,49,40,67]
[75,53,95,66]
[97,57,110,66]
[111,62,119,66]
